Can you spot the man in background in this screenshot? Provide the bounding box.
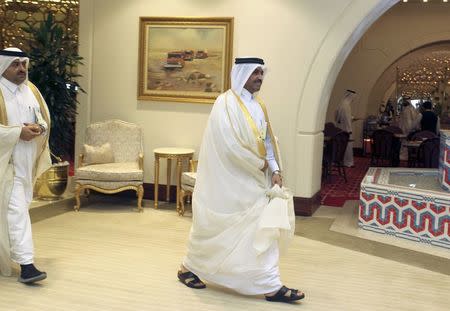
[0,47,52,284]
[398,98,421,136]
[420,101,439,134]
[335,89,358,167]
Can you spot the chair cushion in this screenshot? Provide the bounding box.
[76,162,143,181]
[76,180,142,190]
[83,143,114,165]
[181,172,196,188]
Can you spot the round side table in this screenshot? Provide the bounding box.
[153,147,195,211]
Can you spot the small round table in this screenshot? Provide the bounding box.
[153,147,195,211]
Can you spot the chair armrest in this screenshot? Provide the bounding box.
[138,153,144,170]
[78,153,84,168]
[189,159,198,172]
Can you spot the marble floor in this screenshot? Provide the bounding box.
[297,201,449,276]
[0,195,449,311]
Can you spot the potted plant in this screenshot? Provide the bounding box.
[23,13,84,199]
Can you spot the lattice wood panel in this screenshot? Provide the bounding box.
[0,0,79,50]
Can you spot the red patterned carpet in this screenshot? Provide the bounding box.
[68,160,75,176]
[320,156,371,207]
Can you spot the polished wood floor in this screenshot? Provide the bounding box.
[1,197,449,311]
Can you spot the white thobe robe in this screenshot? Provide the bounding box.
[0,124,20,277]
[399,104,421,136]
[0,78,51,276]
[183,89,294,295]
[240,88,279,173]
[335,98,354,167]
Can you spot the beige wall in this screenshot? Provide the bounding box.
[76,0,94,165]
[77,0,396,198]
[328,2,450,147]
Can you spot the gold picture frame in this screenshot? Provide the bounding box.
[138,17,234,104]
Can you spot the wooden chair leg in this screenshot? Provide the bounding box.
[74,184,83,211]
[137,184,144,212]
[178,189,186,216]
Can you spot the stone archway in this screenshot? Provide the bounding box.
[291,0,398,214]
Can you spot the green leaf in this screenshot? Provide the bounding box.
[22,13,84,161]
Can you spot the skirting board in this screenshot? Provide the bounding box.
[116,183,320,217]
[293,191,321,216]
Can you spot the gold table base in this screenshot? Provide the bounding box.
[153,148,194,213]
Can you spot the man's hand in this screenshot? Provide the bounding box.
[20,123,41,141]
[272,171,282,187]
[260,159,268,172]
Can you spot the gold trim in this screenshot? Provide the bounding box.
[28,82,51,165]
[224,92,262,159]
[256,96,282,169]
[137,17,234,104]
[154,156,159,208]
[0,82,50,128]
[78,153,84,168]
[154,152,194,158]
[0,87,7,125]
[178,188,189,216]
[74,183,144,212]
[0,82,51,175]
[138,153,144,170]
[178,159,198,216]
[154,152,193,210]
[28,82,51,128]
[189,159,198,172]
[231,90,266,157]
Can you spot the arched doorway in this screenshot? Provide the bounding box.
[291,0,398,209]
[298,0,450,214]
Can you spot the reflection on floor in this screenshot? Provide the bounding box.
[331,202,450,260]
[305,201,450,273]
[0,195,448,311]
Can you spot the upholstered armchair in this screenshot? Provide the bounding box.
[74,119,144,212]
[178,160,197,216]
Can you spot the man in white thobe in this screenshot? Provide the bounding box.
[0,48,51,284]
[177,57,304,303]
[399,99,421,136]
[335,89,357,167]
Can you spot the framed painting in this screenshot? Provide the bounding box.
[138,17,234,104]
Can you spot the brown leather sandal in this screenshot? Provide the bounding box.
[265,285,305,303]
[177,270,206,289]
